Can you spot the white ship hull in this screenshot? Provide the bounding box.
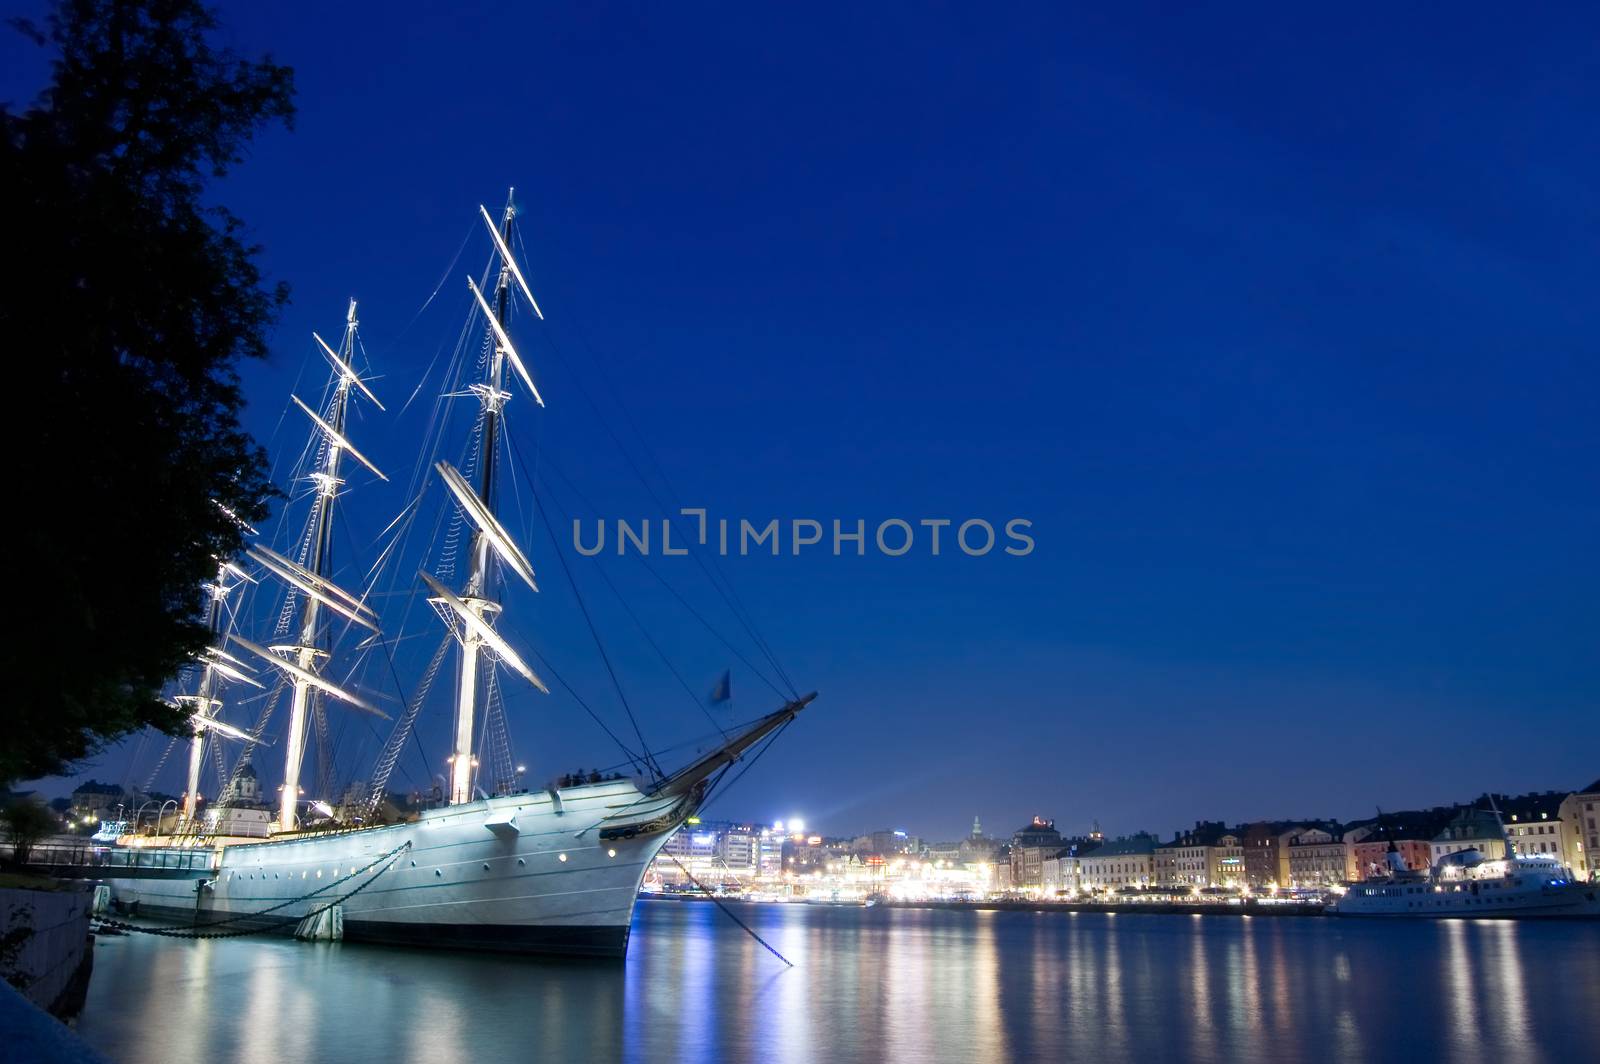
[102,780,690,957]
[1334,867,1600,919]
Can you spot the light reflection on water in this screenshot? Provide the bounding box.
[76,902,1600,1064]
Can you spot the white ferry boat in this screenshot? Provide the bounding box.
[1333,833,1598,919]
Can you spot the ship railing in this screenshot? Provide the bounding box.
[8,839,220,874]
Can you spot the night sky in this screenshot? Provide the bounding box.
[5,3,1597,841]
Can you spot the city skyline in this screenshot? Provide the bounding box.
[4,4,1598,834]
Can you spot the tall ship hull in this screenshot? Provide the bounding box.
[102,698,810,957]
[103,782,689,956]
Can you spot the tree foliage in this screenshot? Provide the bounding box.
[0,0,294,783]
[2,798,58,867]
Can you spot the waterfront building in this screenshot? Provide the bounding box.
[959,816,1002,865]
[655,823,723,885]
[1344,808,1452,880]
[1041,837,1102,896]
[649,819,766,888]
[69,780,125,823]
[720,825,759,874]
[1079,834,1157,893]
[223,763,264,805]
[854,829,914,856]
[1008,817,1064,891]
[1153,841,1178,885]
[787,837,847,876]
[1156,822,1243,889]
[757,826,785,879]
[1558,778,1600,881]
[1286,823,1349,888]
[1242,822,1304,889]
[1498,791,1573,865]
[1431,807,1508,864]
[1041,849,1067,894]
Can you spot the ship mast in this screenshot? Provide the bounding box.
[176,565,242,827]
[233,301,388,833]
[441,190,548,806]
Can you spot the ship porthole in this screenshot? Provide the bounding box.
[482,863,491,872]
[558,853,568,862]
[608,849,617,858]
[435,869,442,877]
[517,858,525,866]
[410,860,416,867]
[316,870,322,878]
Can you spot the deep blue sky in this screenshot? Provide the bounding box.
[6,3,1598,841]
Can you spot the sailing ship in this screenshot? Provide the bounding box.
[98,193,813,957]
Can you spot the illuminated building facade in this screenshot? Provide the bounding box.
[1008,817,1064,890]
[1499,792,1572,865]
[1343,809,1452,880]
[1156,822,1243,889]
[1042,838,1101,895]
[1430,808,1508,864]
[1242,822,1304,889]
[1558,779,1600,881]
[1286,824,1350,888]
[1079,834,1157,892]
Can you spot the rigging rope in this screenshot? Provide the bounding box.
[365,632,451,816]
[142,735,179,795]
[538,455,791,702]
[508,430,662,780]
[509,229,799,699]
[527,466,730,738]
[522,635,649,775]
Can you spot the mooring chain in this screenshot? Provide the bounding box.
[94,839,414,940]
[664,851,794,968]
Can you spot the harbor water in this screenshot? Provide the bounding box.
[76,900,1600,1063]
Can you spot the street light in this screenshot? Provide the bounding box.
[157,799,178,836]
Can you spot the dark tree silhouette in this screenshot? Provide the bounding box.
[0,0,294,783]
[2,798,58,867]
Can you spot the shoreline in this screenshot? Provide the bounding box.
[642,894,1328,917]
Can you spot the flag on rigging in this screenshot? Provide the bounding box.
[708,669,732,706]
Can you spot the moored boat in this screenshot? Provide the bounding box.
[1333,808,1598,919]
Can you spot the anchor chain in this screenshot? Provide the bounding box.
[664,851,794,968]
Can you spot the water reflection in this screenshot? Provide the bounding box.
[78,903,1600,1064]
